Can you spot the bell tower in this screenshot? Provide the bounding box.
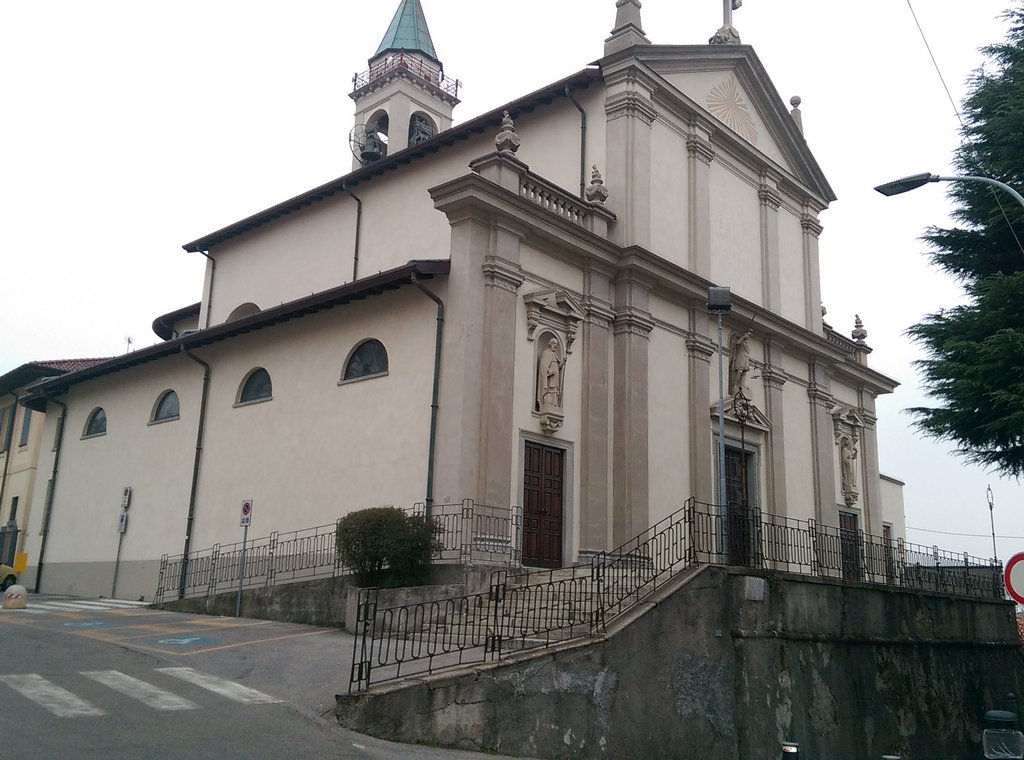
[349,0,460,169]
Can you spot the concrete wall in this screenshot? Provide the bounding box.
[336,566,1024,760]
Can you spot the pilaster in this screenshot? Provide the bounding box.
[761,339,788,515]
[580,269,614,552]
[801,206,825,333]
[612,274,654,544]
[604,70,657,250]
[759,175,782,314]
[686,332,715,504]
[478,236,526,508]
[858,396,884,536]
[807,360,836,524]
[687,124,715,278]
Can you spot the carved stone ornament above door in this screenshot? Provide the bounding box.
[524,289,585,355]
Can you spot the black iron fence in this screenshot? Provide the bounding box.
[154,500,522,603]
[154,521,342,603]
[349,498,1003,692]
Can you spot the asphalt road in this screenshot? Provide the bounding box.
[0,594,537,760]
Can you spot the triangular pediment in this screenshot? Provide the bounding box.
[709,396,772,432]
[625,45,835,204]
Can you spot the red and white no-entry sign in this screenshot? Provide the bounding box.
[1003,552,1024,604]
[240,499,253,528]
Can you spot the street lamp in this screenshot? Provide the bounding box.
[874,172,1024,212]
[708,286,732,517]
[987,485,998,564]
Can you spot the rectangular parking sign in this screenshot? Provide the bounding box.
[240,499,253,527]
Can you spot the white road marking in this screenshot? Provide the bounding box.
[0,674,106,717]
[31,602,110,611]
[156,668,280,704]
[82,670,198,711]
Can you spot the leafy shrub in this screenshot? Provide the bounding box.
[335,507,440,587]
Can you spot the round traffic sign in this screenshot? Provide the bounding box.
[242,500,252,516]
[1003,552,1024,604]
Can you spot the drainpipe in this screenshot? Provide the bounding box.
[0,393,18,520]
[411,273,444,518]
[35,398,67,592]
[180,346,211,598]
[565,85,587,199]
[196,250,215,328]
[344,183,363,282]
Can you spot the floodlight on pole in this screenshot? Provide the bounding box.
[874,173,1024,212]
[708,286,732,516]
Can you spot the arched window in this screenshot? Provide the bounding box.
[227,302,260,322]
[84,408,107,438]
[342,339,389,382]
[409,112,436,145]
[151,390,180,422]
[237,368,272,404]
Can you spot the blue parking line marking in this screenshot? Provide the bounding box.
[146,636,221,648]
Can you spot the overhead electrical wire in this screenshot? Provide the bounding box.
[905,0,1024,257]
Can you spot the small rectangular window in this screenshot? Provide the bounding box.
[8,496,18,522]
[18,408,32,447]
[0,407,10,452]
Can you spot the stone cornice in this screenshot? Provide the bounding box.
[482,258,525,293]
[760,365,787,390]
[807,385,835,408]
[583,297,615,330]
[687,135,716,165]
[686,336,715,362]
[605,90,658,125]
[801,214,824,238]
[429,173,899,397]
[759,185,782,210]
[612,306,655,338]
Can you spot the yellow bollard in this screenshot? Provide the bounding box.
[13,553,27,573]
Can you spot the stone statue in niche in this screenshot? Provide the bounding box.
[840,436,858,504]
[728,330,752,397]
[536,335,566,434]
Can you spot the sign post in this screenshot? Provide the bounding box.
[1004,552,1024,604]
[236,500,253,617]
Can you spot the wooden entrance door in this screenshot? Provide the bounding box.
[522,441,564,568]
[725,447,753,566]
[839,511,862,581]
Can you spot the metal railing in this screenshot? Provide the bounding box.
[155,500,522,603]
[352,52,460,99]
[412,499,522,566]
[155,521,342,603]
[349,499,1003,692]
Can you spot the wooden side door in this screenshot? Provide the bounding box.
[839,511,862,581]
[522,441,564,568]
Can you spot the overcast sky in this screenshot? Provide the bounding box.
[1,1,1019,561]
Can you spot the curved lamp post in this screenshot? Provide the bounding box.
[874,172,1024,212]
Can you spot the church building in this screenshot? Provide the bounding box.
[18,0,904,600]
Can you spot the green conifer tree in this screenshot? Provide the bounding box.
[908,6,1024,476]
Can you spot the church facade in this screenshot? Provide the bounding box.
[19,0,903,600]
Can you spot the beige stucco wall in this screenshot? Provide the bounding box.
[781,375,815,522]
[880,475,907,541]
[649,120,690,268]
[777,207,806,326]
[709,162,761,304]
[647,320,691,524]
[24,284,440,598]
[0,400,50,556]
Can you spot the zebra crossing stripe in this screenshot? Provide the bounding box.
[31,602,111,612]
[0,674,105,717]
[82,671,197,711]
[156,668,280,704]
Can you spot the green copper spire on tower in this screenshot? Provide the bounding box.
[375,0,439,63]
